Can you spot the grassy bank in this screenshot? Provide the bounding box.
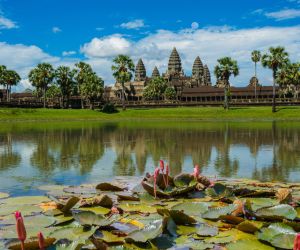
[0,106,300,122]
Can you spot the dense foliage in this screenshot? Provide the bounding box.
[143,77,167,101]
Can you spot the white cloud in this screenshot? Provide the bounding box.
[62,50,76,56]
[52,27,62,33]
[0,16,18,29]
[80,34,131,58]
[191,22,199,30]
[120,19,145,30]
[265,8,300,20]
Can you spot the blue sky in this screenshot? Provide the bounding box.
[1,0,300,89]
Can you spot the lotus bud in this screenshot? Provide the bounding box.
[38,232,45,250]
[294,233,300,250]
[193,165,200,179]
[15,211,26,250]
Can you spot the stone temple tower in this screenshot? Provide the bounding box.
[167,47,184,76]
[203,64,212,86]
[151,66,160,78]
[192,56,204,84]
[134,58,146,81]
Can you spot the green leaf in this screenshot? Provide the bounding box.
[157,209,197,225]
[227,239,275,250]
[255,204,297,220]
[205,183,233,199]
[202,204,237,220]
[242,198,279,212]
[171,202,209,216]
[196,223,218,236]
[72,210,118,226]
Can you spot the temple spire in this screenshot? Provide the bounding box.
[134,58,146,81]
[192,56,204,81]
[167,47,182,75]
[151,66,160,78]
[203,65,211,85]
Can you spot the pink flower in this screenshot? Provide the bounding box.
[15,211,26,250]
[294,233,300,250]
[38,232,45,250]
[193,165,200,179]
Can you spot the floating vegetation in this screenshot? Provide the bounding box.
[1,163,300,249]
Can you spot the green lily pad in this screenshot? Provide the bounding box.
[205,228,256,244]
[0,192,9,199]
[173,173,194,187]
[171,202,209,216]
[72,210,118,227]
[242,198,279,212]
[5,237,56,250]
[118,202,163,214]
[96,182,125,192]
[125,220,163,243]
[205,183,233,199]
[255,204,297,220]
[227,239,275,250]
[49,224,95,242]
[196,223,218,236]
[0,203,42,216]
[157,209,197,225]
[77,206,111,215]
[236,220,262,233]
[202,204,237,220]
[2,196,50,205]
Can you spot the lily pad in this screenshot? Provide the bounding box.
[0,192,9,199]
[157,209,197,225]
[236,220,261,233]
[226,239,275,250]
[205,183,233,199]
[171,202,209,216]
[242,198,279,212]
[72,210,118,227]
[202,204,237,220]
[77,206,111,215]
[255,204,297,220]
[96,182,125,192]
[5,237,56,250]
[196,223,218,237]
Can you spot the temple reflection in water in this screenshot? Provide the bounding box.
[0,121,300,195]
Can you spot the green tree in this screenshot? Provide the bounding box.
[214,57,239,110]
[164,86,177,100]
[143,77,167,101]
[80,72,104,109]
[0,65,7,95]
[262,46,289,113]
[28,63,55,108]
[251,50,261,100]
[3,69,21,102]
[74,62,93,109]
[55,66,76,108]
[46,85,61,99]
[111,55,135,110]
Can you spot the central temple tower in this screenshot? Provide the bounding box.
[166,47,184,77]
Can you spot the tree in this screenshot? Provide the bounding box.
[0,65,7,92]
[80,72,104,109]
[74,62,93,109]
[277,62,300,99]
[28,63,55,108]
[143,77,167,101]
[262,46,289,113]
[214,57,239,110]
[164,86,177,100]
[55,66,76,108]
[4,70,21,101]
[111,55,135,110]
[251,50,261,100]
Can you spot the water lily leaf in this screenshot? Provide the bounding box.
[125,219,163,243]
[72,210,118,226]
[205,228,256,244]
[116,192,140,201]
[242,198,279,212]
[236,220,261,233]
[257,223,296,249]
[2,196,51,205]
[63,185,97,195]
[157,209,197,225]
[205,183,233,199]
[226,239,275,250]
[171,202,209,216]
[255,204,297,220]
[118,202,163,214]
[276,188,292,204]
[0,192,9,199]
[0,203,42,216]
[60,196,80,213]
[141,181,170,199]
[77,206,111,215]
[96,182,125,192]
[49,225,95,242]
[52,214,74,226]
[94,230,125,244]
[80,194,113,208]
[202,204,237,220]
[219,215,244,225]
[196,223,218,236]
[175,235,214,249]
[6,237,56,250]
[111,221,141,234]
[173,173,194,187]
[150,236,174,249]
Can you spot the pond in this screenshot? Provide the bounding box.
[1,121,300,196]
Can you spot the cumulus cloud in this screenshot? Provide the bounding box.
[265,8,300,20]
[52,26,62,33]
[80,34,131,58]
[120,19,145,30]
[62,50,76,56]
[0,16,18,29]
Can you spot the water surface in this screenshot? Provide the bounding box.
[1,121,300,196]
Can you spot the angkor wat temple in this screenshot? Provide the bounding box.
[106,47,276,102]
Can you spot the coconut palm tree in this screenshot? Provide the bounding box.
[251,50,261,100]
[111,55,135,110]
[28,63,55,108]
[4,70,21,101]
[214,57,239,110]
[55,66,76,108]
[261,46,289,113]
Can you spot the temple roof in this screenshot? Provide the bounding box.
[135,58,146,81]
[192,56,204,79]
[203,65,211,85]
[168,47,182,74]
[151,66,160,78]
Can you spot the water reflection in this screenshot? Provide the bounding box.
[0,121,300,195]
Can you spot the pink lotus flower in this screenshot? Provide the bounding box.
[38,232,45,250]
[159,160,167,187]
[15,211,26,250]
[193,165,200,179]
[294,233,300,250]
[153,167,160,199]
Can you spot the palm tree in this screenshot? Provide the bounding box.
[4,70,21,102]
[28,63,55,108]
[111,55,135,110]
[55,66,76,108]
[261,47,289,113]
[0,65,7,91]
[74,62,93,109]
[214,57,239,110]
[251,50,261,101]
